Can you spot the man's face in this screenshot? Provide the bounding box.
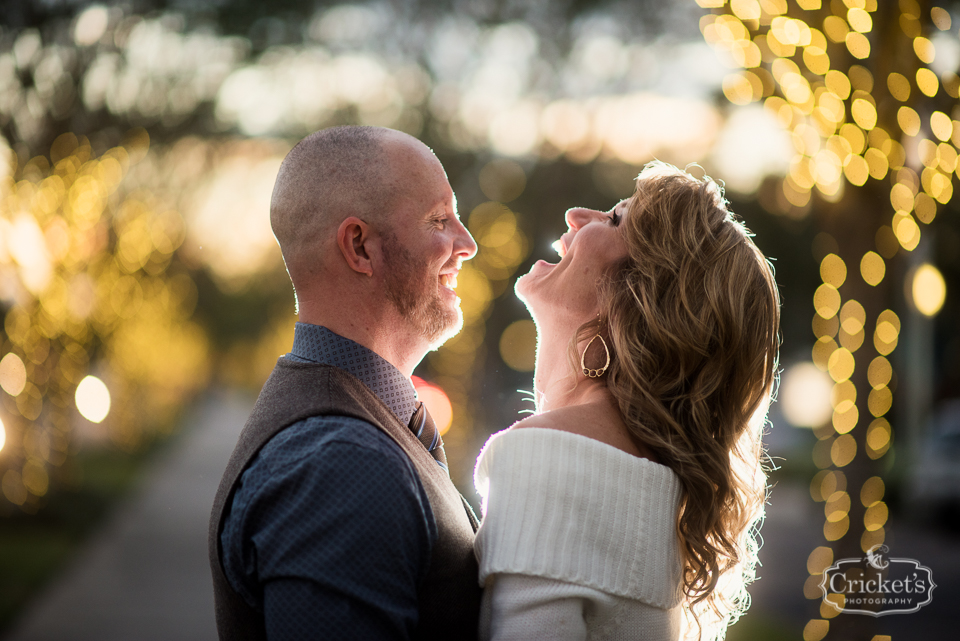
[380,140,477,348]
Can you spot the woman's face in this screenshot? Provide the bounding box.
[516,198,630,323]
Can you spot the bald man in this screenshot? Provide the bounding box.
[209,126,482,641]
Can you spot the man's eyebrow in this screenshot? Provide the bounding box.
[425,201,449,218]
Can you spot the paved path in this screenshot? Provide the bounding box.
[3,390,253,641]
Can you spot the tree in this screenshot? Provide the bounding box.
[698,0,954,638]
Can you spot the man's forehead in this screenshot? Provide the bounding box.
[383,131,435,161]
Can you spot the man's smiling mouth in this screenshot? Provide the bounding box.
[440,272,458,289]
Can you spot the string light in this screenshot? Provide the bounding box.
[701,0,953,630]
[0,132,210,510]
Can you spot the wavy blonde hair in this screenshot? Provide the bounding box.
[582,162,780,639]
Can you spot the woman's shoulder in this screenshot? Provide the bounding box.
[510,404,658,462]
[475,418,670,493]
[474,425,684,609]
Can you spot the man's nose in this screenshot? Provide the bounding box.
[453,218,478,260]
[565,207,603,231]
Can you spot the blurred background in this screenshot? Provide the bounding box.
[0,0,958,640]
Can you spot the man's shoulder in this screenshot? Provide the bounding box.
[228,413,431,531]
[257,413,411,473]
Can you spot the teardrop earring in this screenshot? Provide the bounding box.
[580,328,610,378]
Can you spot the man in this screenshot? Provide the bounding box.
[209,126,482,641]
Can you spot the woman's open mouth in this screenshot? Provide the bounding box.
[552,239,567,258]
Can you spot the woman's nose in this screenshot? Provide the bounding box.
[565,207,603,230]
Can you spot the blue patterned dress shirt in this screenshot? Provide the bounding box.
[221,323,438,640]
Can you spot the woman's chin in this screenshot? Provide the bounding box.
[513,275,540,316]
[514,271,532,299]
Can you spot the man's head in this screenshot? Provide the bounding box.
[270,126,389,282]
[270,126,477,357]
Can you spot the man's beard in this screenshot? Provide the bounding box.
[382,232,462,347]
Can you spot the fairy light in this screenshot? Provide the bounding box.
[0,132,210,510]
[75,375,111,424]
[911,263,947,316]
[700,0,956,634]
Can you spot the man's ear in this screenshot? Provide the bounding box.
[337,217,377,276]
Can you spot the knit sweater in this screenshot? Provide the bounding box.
[474,427,684,641]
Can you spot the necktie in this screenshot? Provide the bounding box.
[409,401,448,470]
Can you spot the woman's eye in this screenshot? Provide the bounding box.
[610,212,622,226]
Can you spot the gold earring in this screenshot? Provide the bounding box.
[581,332,610,378]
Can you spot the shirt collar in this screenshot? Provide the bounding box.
[289,323,419,425]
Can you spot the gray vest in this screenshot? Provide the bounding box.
[208,359,482,640]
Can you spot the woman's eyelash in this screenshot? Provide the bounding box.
[610,212,622,226]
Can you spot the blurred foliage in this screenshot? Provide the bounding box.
[0,131,209,514]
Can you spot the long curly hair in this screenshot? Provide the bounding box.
[582,161,780,639]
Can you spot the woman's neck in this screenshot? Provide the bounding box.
[533,321,611,413]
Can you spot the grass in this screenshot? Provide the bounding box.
[0,444,160,632]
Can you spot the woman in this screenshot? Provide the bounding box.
[474,161,780,641]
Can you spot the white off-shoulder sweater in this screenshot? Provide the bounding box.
[474,427,684,641]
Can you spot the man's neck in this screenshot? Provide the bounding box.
[297,314,426,378]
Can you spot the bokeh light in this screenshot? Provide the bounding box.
[0,121,213,513]
[499,320,537,372]
[860,476,885,506]
[807,546,833,576]
[0,417,5,454]
[478,159,526,203]
[0,3,955,636]
[696,4,956,629]
[802,619,828,641]
[831,433,857,467]
[780,362,833,428]
[866,418,892,459]
[75,375,111,423]
[74,5,109,46]
[428,193,532,470]
[910,263,947,316]
[859,251,885,286]
[0,353,27,396]
[412,376,453,436]
[181,146,286,290]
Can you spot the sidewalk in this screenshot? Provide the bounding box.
[3,390,253,641]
